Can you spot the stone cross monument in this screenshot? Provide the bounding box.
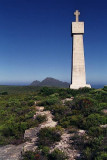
[70,10,91,89]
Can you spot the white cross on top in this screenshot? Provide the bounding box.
[74,10,80,22]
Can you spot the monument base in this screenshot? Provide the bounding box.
[70,84,91,89]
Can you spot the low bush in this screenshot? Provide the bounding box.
[82,136,104,160]
[103,86,107,91]
[88,126,103,137]
[38,97,59,106]
[22,149,68,160]
[27,100,35,106]
[71,97,98,116]
[83,147,92,160]
[22,151,45,160]
[41,146,50,156]
[95,152,107,160]
[36,115,47,123]
[99,103,107,111]
[48,149,67,160]
[70,114,84,128]
[85,113,106,129]
[39,87,58,96]
[37,127,62,147]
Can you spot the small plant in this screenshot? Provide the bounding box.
[85,113,106,129]
[37,127,61,147]
[83,147,92,160]
[88,126,103,137]
[36,115,47,123]
[71,97,98,116]
[41,146,50,156]
[22,151,42,160]
[22,151,38,160]
[27,100,35,106]
[95,152,107,160]
[48,149,68,160]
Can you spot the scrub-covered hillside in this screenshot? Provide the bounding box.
[0,86,107,160]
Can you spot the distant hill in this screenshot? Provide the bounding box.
[30,80,40,86]
[30,77,70,88]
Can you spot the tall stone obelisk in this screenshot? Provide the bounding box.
[70,10,91,89]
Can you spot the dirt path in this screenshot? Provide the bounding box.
[23,106,57,152]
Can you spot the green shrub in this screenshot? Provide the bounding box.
[50,105,70,116]
[48,149,67,160]
[99,103,107,111]
[38,127,61,147]
[22,151,35,160]
[71,114,83,126]
[0,135,9,145]
[58,90,72,99]
[45,97,59,105]
[71,97,98,116]
[27,100,35,106]
[1,92,8,95]
[78,87,93,93]
[1,123,18,137]
[88,127,103,137]
[85,113,106,129]
[20,122,28,132]
[103,86,107,91]
[90,90,107,103]
[25,111,34,120]
[36,115,47,123]
[91,136,103,150]
[82,136,104,159]
[40,87,58,96]
[41,146,50,156]
[38,97,59,106]
[83,147,92,160]
[60,120,71,128]
[49,93,59,98]
[22,151,44,160]
[95,152,107,160]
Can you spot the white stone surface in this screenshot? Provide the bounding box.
[70,84,91,89]
[72,22,84,33]
[70,11,91,89]
[74,10,80,22]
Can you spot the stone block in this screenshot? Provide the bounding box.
[72,22,84,34]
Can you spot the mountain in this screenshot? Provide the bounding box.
[30,77,70,88]
[30,80,40,86]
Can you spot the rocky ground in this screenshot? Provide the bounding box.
[0,144,24,160]
[23,106,57,153]
[0,100,85,160]
[50,131,80,160]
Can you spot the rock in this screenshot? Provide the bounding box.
[100,124,107,128]
[23,142,37,152]
[62,97,74,104]
[36,106,44,112]
[102,109,107,114]
[50,132,80,160]
[24,128,38,139]
[0,144,24,160]
[77,130,85,136]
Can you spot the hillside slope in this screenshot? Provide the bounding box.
[30,77,70,88]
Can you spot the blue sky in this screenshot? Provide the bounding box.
[0,0,107,85]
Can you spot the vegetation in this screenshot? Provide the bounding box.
[37,127,62,148]
[22,149,67,160]
[0,85,107,160]
[0,86,44,145]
